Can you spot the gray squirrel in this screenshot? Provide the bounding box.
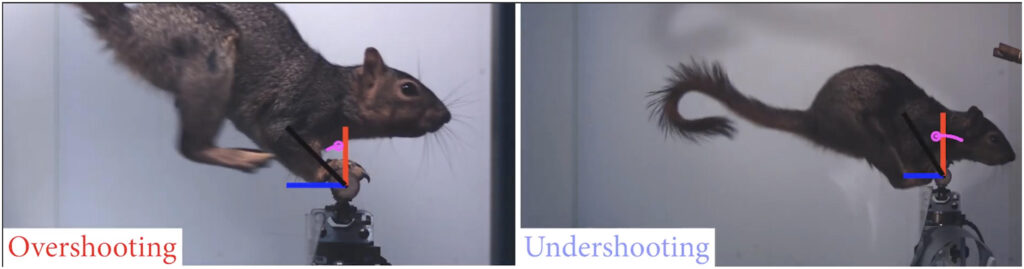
[648,61,1015,189]
[77,3,451,201]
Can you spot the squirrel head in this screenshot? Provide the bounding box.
[949,106,1015,165]
[350,47,451,138]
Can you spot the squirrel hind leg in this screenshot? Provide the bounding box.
[172,33,270,172]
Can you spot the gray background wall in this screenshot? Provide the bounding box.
[4,3,493,265]
[522,3,1022,266]
[3,4,59,228]
[522,4,579,228]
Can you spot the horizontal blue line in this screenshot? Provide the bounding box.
[286,182,347,189]
[903,173,943,179]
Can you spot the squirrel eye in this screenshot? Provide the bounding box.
[989,135,1000,144]
[400,82,419,97]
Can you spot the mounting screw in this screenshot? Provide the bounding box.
[359,228,370,239]
[361,214,372,225]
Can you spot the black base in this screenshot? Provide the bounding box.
[313,243,389,265]
[312,202,390,265]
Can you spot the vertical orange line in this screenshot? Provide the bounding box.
[343,126,349,186]
[940,113,946,174]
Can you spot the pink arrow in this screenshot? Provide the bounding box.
[325,140,344,152]
[930,131,963,143]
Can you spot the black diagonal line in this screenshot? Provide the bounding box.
[285,126,347,187]
[901,112,945,177]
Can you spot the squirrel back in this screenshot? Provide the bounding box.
[76,3,451,144]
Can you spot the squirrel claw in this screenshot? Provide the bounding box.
[348,160,370,183]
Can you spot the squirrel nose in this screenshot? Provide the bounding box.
[441,109,451,123]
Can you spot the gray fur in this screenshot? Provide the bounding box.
[77,3,451,201]
[649,61,1015,189]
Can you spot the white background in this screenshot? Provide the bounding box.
[4,3,493,265]
[522,3,1021,266]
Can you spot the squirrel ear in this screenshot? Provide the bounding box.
[362,47,386,78]
[968,105,983,117]
[956,106,983,128]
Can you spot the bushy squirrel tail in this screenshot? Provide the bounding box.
[646,60,809,141]
[76,4,132,48]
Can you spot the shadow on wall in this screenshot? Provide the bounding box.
[647,5,744,56]
[646,4,1004,69]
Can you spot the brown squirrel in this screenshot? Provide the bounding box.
[77,3,451,201]
[648,60,1015,189]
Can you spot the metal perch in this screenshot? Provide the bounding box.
[993,43,1021,64]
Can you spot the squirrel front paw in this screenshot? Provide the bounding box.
[320,159,370,183]
[320,159,371,202]
[935,169,952,188]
